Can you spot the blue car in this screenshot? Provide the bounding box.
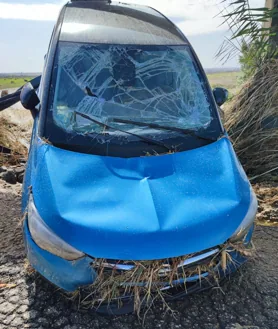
[6,0,257,315]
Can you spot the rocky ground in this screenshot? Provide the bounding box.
[0,180,278,329]
[0,166,25,184]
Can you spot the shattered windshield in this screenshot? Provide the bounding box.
[45,42,220,156]
[49,42,213,135]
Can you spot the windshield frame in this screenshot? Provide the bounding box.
[41,41,223,158]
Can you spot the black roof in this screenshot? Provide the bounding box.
[59,1,188,45]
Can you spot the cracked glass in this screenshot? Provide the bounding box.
[50,42,213,141]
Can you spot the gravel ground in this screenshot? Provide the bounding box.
[1,181,278,329]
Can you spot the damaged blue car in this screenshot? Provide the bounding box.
[11,0,258,315]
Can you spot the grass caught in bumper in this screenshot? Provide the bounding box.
[79,240,253,315]
[23,219,254,315]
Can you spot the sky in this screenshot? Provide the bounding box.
[0,0,265,73]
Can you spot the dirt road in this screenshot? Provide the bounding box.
[1,181,278,329]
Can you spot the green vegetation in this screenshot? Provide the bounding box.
[207,71,242,99]
[0,77,33,90]
[218,1,278,76]
[239,41,267,82]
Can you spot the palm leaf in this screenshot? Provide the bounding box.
[217,0,278,64]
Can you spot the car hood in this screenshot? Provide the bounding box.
[30,137,252,260]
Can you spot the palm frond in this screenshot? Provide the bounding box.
[217,0,278,64]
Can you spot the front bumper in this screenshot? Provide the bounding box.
[23,219,254,313]
[23,220,96,291]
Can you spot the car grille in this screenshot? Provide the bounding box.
[91,247,221,289]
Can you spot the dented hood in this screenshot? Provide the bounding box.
[31,137,251,260]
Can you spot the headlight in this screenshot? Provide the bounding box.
[28,195,85,260]
[230,188,258,242]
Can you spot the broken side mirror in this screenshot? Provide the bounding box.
[20,76,41,110]
[213,87,229,107]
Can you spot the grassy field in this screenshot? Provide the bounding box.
[0,77,33,90]
[0,72,241,97]
[207,71,242,99]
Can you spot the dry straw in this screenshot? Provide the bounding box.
[0,117,27,165]
[225,60,278,179]
[73,241,254,316]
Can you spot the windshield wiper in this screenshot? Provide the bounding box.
[112,118,217,142]
[75,111,172,151]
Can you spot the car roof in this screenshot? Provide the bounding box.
[59,0,188,45]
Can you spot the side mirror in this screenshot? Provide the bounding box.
[20,82,40,110]
[213,87,229,107]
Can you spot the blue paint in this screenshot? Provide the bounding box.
[22,117,38,212]
[23,220,96,291]
[23,134,252,261]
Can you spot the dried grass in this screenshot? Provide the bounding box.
[75,242,253,316]
[225,60,278,178]
[253,182,278,225]
[24,259,35,275]
[0,116,28,166]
